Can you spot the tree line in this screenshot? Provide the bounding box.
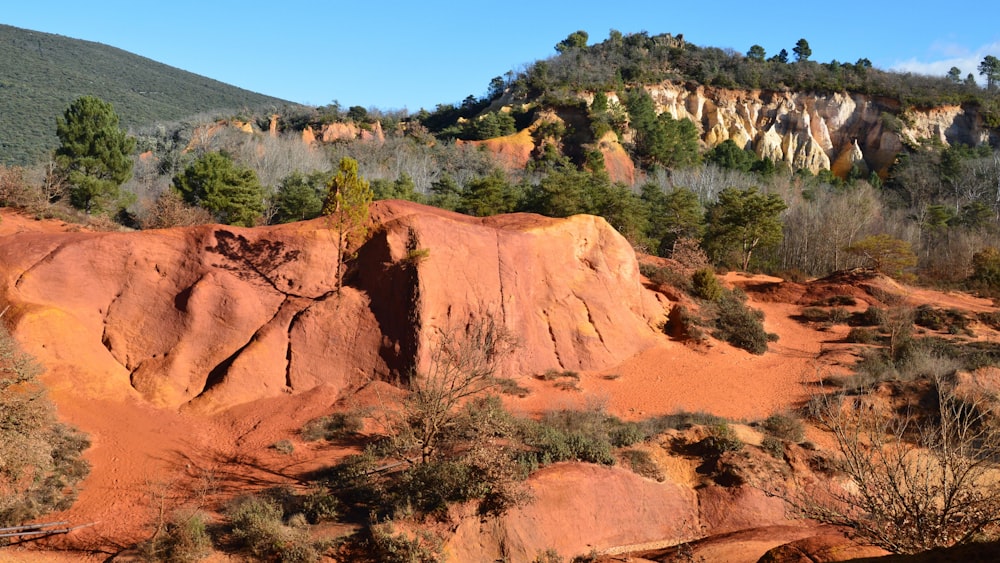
[1,91,999,296]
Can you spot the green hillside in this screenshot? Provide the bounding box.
[0,24,296,165]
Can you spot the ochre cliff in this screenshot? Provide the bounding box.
[0,202,665,413]
[606,82,994,176]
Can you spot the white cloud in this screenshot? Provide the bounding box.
[891,41,1000,85]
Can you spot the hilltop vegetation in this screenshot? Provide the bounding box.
[0,24,295,166]
[514,30,999,112]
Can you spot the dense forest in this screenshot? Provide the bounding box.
[2,29,1000,295]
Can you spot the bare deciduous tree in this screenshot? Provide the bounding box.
[400,317,517,464]
[786,377,1000,554]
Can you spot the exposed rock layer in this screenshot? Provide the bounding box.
[0,201,665,412]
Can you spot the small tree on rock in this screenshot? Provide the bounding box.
[324,157,373,292]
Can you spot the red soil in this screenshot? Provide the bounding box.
[2,206,997,561]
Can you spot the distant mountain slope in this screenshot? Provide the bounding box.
[0,24,296,166]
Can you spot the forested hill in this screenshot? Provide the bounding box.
[0,24,296,166]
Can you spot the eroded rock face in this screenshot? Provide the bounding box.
[607,82,993,176]
[0,201,665,412]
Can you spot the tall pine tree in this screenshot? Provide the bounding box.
[55,96,136,214]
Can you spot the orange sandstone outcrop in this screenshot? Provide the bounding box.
[0,201,665,413]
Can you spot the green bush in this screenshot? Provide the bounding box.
[760,436,785,459]
[227,496,285,556]
[913,305,971,334]
[699,423,744,456]
[969,247,1000,296]
[640,262,692,292]
[522,409,650,466]
[713,293,772,355]
[814,295,857,307]
[301,487,339,525]
[978,311,1000,331]
[852,306,887,327]
[143,510,213,563]
[226,495,318,562]
[692,268,724,301]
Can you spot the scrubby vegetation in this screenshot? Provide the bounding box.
[0,324,90,527]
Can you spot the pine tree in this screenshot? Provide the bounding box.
[793,39,812,62]
[173,151,265,227]
[324,157,373,292]
[55,96,135,214]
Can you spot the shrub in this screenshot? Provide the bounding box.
[815,295,857,307]
[969,246,1000,296]
[760,413,805,443]
[533,547,565,563]
[145,510,213,563]
[852,306,887,327]
[978,311,1000,330]
[669,237,711,271]
[367,523,443,563]
[495,377,531,397]
[760,436,785,459]
[800,306,832,322]
[639,262,692,292]
[790,379,1000,554]
[301,487,339,524]
[846,327,880,344]
[913,305,971,334]
[226,495,318,562]
[713,293,772,354]
[522,409,647,466]
[271,440,294,455]
[692,268,724,301]
[227,496,285,556]
[301,412,364,442]
[699,423,744,456]
[0,326,90,526]
[664,304,709,342]
[553,379,580,392]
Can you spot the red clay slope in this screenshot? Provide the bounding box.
[0,201,666,414]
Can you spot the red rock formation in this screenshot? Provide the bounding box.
[447,463,700,561]
[0,201,665,413]
[455,128,536,171]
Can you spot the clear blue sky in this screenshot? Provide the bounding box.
[5,1,999,112]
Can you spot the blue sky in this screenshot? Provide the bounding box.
[5,1,999,111]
